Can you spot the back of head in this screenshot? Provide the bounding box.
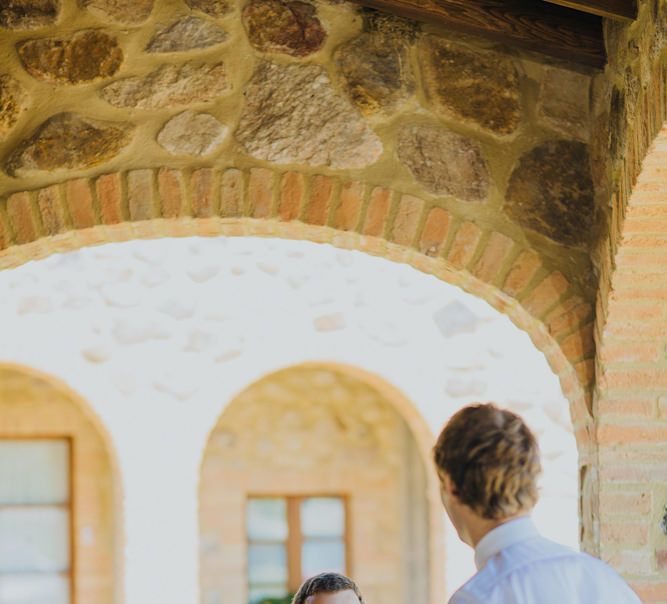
[434,403,541,520]
[291,573,363,604]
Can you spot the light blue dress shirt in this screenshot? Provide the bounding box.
[449,517,641,604]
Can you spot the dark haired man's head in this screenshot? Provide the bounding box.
[291,573,363,604]
[433,403,541,546]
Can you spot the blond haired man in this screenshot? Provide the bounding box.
[434,403,640,604]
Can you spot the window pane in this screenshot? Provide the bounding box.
[0,441,69,505]
[0,573,69,604]
[0,507,69,573]
[300,498,345,538]
[247,499,288,541]
[248,544,288,584]
[249,584,289,604]
[301,540,345,579]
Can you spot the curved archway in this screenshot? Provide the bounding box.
[0,363,121,604]
[0,168,594,442]
[199,362,444,604]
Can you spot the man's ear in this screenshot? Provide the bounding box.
[441,472,459,499]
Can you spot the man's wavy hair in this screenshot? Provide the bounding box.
[291,572,363,604]
[434,403,541,520]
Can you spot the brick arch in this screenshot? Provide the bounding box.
[0,362,122,604]
[0,166,594,443]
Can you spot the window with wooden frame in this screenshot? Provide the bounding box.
[246,496,348,604]
[0,438,72,604]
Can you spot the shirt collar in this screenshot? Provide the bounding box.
[474,516,539,570]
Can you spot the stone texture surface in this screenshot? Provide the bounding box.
[505,140,594,247]
[242,0,326,57]
[0,0,59,29]
[146,16,227,53]
[537,68,591,139]
[397,123,489,201]
[81,0,153,24]
[6,113,134,175]
[17,30,123,84]
[185,0,229,17]
[0,75,29,140]
[100,63,228,109]
[334,29,414,115]
[157,111,228,156]
[419,37,521,135]
[236,62,382,169]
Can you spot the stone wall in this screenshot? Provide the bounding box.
[0,0,604,413]
[200,365,430,604]
[0,364,117,604]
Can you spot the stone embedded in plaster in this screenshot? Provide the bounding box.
[5,113,134,176]
[0,75,29,140]
[146,16,228,53]
[334,28,414,115]
[157,110,228,156]
[17,30,123,84]
[537,67,591,140]
[418,37,521,136]
[236,62,383,169]
[505,140,594,247]
[397,123,489,201]
[100,63,229,109]
[81,0,153,24]
[242,0,326,57]
[0,0,59,29]
[433,301,479,338]
[185,0,229,17]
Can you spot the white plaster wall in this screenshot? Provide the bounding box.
[0,237,578,603]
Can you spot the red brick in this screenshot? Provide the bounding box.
[621,235,667,249]
[0,211,11,249]
[575,358,595,387]
[334,181,364,231]
[248,168,274,219]
[502,250,542,297]
[657,550,667,571]
[66,178,97,229]
[623,217,667,233]
[599,491,651,516]
[96,173,123,225]
[473,231,514,283]
[599,397,656,417]
[599,340,661,364]
[419,207,450,256]
[631,581,667,602]
[546,296,593,338]
[191,169,215,218]
[7,192,38,244]
[522,271,570,316]
[303,175,334,225]
[600,521,649,546]
[601,367,667,390]
[279,172,304,222]
[220,169,244,218]
[598,423,667,445]
[391,194,423,246]
[447,221,481,269]
[561,323,595,362]
[363,187,391,236]
[158,168,183,218]
[128,169,154,221]
[37,185,67,235]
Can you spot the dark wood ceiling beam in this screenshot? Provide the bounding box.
[542,0,637,21]
[353,0,606,68]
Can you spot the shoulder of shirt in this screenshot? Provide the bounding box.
[453,535,629,600]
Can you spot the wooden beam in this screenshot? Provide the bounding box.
[542,0,637,21]
[353,0,606,68]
